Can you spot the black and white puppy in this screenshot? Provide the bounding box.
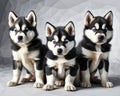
[77,11,113,88]
[7,10,45,88]
[43,21,78,91]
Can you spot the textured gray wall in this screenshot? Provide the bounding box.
[0,0,120,75]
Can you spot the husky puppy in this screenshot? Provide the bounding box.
[43,21,78,91]
[7,10,45,88]
[77,11,113,88]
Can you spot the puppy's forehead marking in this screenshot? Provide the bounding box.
[22,24,26,31]
[54,35,59,42]
[102,24,106,29]
[15,23,20,30]
[61,35,66,42]
[95,23,99,29]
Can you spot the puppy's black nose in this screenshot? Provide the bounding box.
[18,36,23,41]
[57,48,63,54]
[98,35,104,42]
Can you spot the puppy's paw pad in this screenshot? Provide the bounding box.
[43,84,54,91]
[7,81,17,87]
[33,82,44,88]
[102,82,113,88]
[64,84,76,91]
[81,82,91,88]
[55,80,64,87]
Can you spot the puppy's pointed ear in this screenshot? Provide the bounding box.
[45,22,55,37]
[8,11,18,27]
[84,10,94,26]
[104,11,113,26]
[26,10,36,27]
[65,21,75,36]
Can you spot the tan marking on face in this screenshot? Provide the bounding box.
[15,24,20,30]
[102,24,106,29]
[22,24,26,31]
[95,23,99,29]
[61,36,66,42]
[54,35,59,42]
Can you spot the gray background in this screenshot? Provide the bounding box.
[0,0,120,96]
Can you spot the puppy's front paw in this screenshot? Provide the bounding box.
[7,81,18,87]
[43,84,54,91]
[33,82,44,88]
[81,82,91,88]
[101,81,113,88]
[64,83,76,91]
[55,80,64,87]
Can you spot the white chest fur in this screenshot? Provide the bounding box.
[82,45,109,72]
[12,44,40,74]
[47,57,75,79]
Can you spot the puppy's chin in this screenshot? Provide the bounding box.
[57,55,64,58]
[17,42,27,46]
[96,39,107,45]
[53,52,64,57]
[52,52,65,57]
[16,40,30,46]
[56,54,66,58]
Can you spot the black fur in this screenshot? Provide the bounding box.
[45,50,58,60]
[69,64,78,76]
[65,48,77,60]
[12,60,23,71]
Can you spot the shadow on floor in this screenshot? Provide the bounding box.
[75,76,120,91]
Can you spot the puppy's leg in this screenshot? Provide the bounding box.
[80,59,91,88]
[99,60,113,88]
[43,66,55,91]
[74,67,80,87]
[64,65,77,91]
[81,70,91,88]
[7,60,22,87]
[55,65,65,87]
[33,60,44,88]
